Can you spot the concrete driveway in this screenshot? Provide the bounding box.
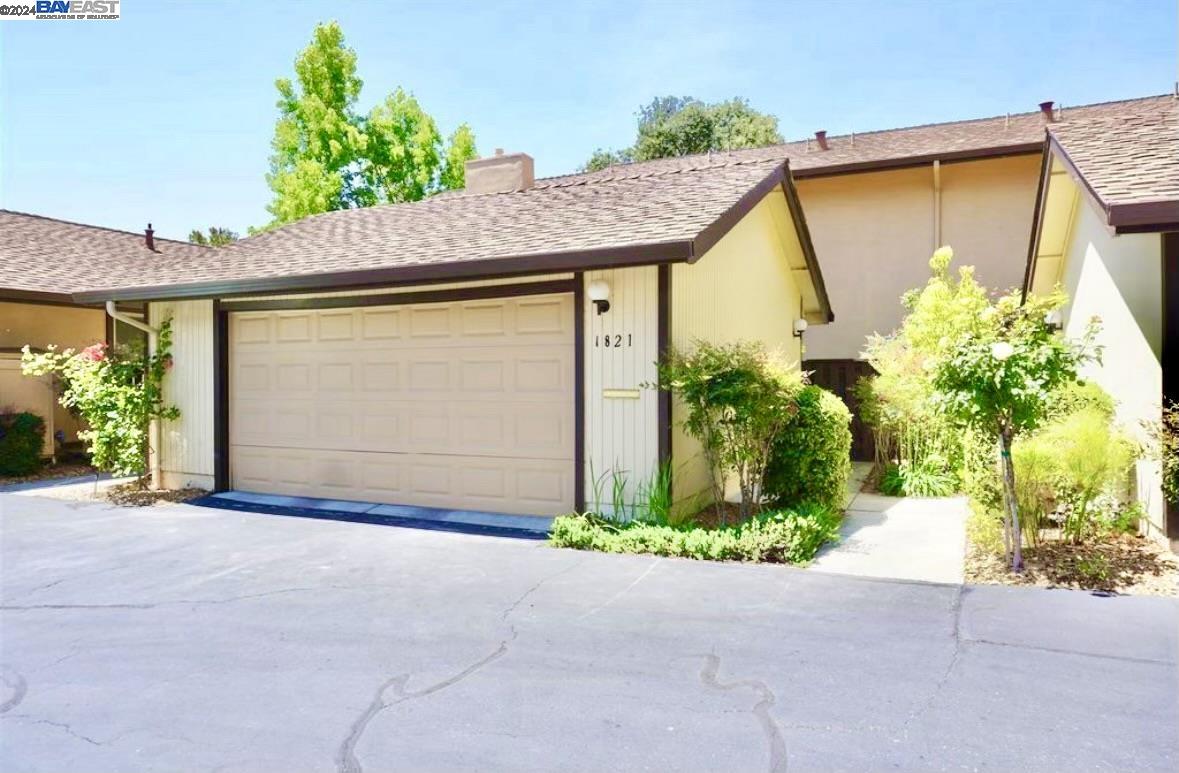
[1,494,1177,772]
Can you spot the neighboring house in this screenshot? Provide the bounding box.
[55,155,830,517]
[0,212,208,454]
[1024,98,1179,544]
[544,94,1170,458]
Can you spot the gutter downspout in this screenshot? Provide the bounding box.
[105,301,162,491]
[932,159,942,250]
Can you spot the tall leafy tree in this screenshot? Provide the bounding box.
[266,21,365,226]
[582,96,782,172]
[188,227,238,247]
[263,21,477,229]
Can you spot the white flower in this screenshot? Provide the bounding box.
[991,342,1014,361]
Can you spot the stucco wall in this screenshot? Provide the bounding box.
[0,355,56,454]
[797,154,1041,359]
[0,301,105,444]
[670,193,805,509]
[0,302,106,351]
[1055,201,1165,535]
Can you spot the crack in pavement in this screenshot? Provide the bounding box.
[900,584,966,747]
[4,716,104,746]
[698,653,788,773]
[959,635,1176,665]
[0,666,27,713]
[335,558,584,773]
[578,558,661,620]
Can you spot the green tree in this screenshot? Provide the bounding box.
[582,147,633,173]
[188,227,238,247]
[266,21,365,225]
[582,96,781,171]
[932,291,1098,571]
[439,124,478,191]
[263,21,477,229]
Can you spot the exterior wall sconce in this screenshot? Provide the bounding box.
[588,279,611,315]
[793,318,808,338]
[1044,308,1063,332]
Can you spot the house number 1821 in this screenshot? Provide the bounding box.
[594,334,632,348]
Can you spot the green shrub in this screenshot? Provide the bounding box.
[0,412,46,476]
[1148,400,1179,506]
[655,341,802,523]
[1029,408,1137,544]
[877,457,957,498]
[858,246,987,487]
[764,385,852,512]
[1046,380,1115,423]
[966,500,1005,556]
[1011,441,1056,546]
[961,426,1002,512]
[549,502,841,564]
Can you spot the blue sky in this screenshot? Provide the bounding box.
[1,0,1174,240]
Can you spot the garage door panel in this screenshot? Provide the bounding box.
[230,445,571,516]
[230,292,574,515]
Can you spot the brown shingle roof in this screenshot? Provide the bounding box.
[72,158,805,302]
[0,211,212,299]
[535,94,1173,189]
[1047,97,1179,230]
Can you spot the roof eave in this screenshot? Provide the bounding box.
[1021,134,1055,302]
[1,288,95,307]
[70,240,696,303]
[1109,200,1179,233]
[792,142,1044,180]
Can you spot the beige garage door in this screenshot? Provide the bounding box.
[229,293,575,516]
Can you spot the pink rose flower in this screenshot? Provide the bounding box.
[79,343,107,362]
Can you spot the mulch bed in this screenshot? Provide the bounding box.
[966,534,1179,596]
[102,483,209,507]
[690,501,749,529]
[0,462,97,488]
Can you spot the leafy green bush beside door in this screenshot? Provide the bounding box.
[763,384,852,512]
[0,412,46,475]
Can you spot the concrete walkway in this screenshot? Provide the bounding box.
[810,463,968,583]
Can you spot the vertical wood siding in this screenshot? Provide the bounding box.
[151,300,215,485]
[583,266,660,515]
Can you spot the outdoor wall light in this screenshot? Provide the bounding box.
[1044,308,1063,332]
[793,318,808,338]
[588,279,611,315]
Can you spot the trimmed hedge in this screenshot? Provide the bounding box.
[763,385,852,512]
[0,412,46,476]
[549,503,841,564]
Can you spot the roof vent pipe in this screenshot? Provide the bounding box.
[1039,101,1055,122]
[145,223,155,251]
[814,130,829,151]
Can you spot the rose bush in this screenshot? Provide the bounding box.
[22,321,180,479]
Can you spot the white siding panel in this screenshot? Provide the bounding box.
[583,266,660,515]
[150,300,215,487]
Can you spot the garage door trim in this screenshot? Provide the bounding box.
[212,277,585,511]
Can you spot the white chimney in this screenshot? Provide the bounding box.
[464,149,535,194]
